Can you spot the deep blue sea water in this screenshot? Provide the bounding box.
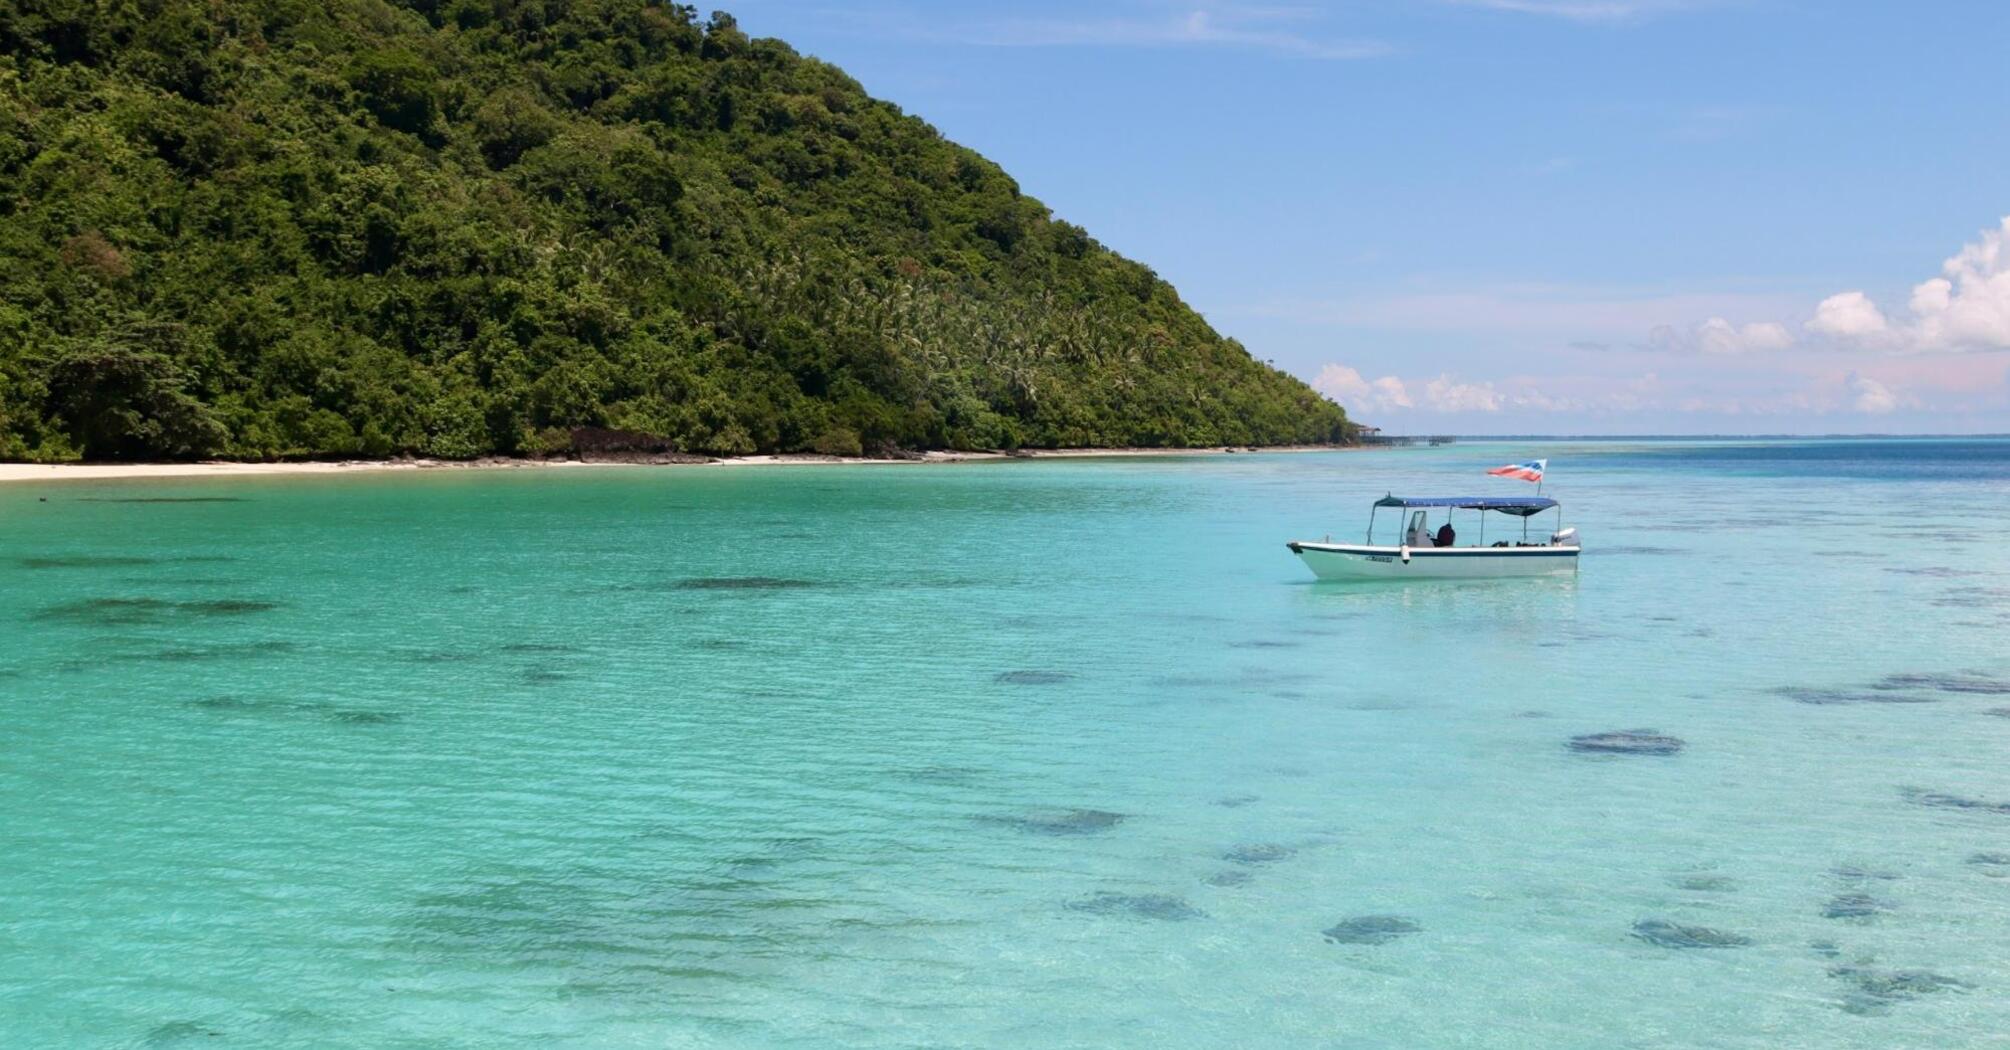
[4,439,2010,1048]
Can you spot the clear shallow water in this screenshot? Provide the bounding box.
[4,439,2010,1049]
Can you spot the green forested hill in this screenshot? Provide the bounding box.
[0,1,1350,460]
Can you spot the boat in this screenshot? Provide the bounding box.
[1287,495,1580,580]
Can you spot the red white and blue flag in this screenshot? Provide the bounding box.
[1487,459,1546,483]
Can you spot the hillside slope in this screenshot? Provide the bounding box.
[0,1,1350,460]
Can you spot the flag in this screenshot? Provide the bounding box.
[1487,459,1546,483]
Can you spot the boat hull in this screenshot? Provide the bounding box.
[1287,541,1579,580]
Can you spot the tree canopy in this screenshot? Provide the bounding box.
[0,1,1352,460]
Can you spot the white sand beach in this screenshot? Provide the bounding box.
[0,446,1355,485]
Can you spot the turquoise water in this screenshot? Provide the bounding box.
[4,440,2010,1048]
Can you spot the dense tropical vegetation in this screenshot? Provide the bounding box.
[0,0,1351,460]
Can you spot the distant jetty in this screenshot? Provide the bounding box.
[1355,427,1456,447]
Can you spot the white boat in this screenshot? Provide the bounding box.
[1288,495,1580,580]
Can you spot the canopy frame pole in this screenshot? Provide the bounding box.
[1366,505,1376,546]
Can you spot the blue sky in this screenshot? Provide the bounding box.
[730,0,2010,434]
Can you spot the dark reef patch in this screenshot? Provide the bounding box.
[1674,874,1738,893]
[1630,920,1750,949]
[521,668,572,685]
[189,695,281,713]
[499,643,585,654]
[1828,966,1971,1014]
[995,670,1075,685]
[976,808,1125,836]
[1213,794,1260,808]
[142,640,298,662]
[1885,566,1983,578]
[1322,915,1421,945]
[1228,639,1300,649]
[1823,893,1895,921]
[1931,587,2010,609]
[1983,708,2010,719]
[1901,787,2010,815]
[675,577,821,591]
[1204,870,1253,887]
[181,600,278,615]
[1772,686,1936,705]
[328,709,404,726]
[1874,671,2010,695]
[143,1020,226,1044]
[1066,892,1204,921]
[1222,843,1295,865]
[1831,865,1902,882]
[1965,853,2010,876]
[187,696,400,727]
[31,597,281,625]
[1568,729,1685,756]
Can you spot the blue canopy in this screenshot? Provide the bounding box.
[1374,495,1557,516]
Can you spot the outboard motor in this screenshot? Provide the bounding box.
[1550,526,1579,548]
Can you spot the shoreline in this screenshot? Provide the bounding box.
[0,445,1360,485]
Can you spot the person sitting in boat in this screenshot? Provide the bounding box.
[1435,522,1456,548]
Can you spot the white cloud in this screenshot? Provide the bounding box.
[1805,217,2010,353]
[1312,364,1414,412]
[1424,375,1504,412]
[1806,290,1889,340]
[1310,365,1593,415]
[1846,372,1898,414]
[1907,216,2010,350]
[1647,317,1793,354]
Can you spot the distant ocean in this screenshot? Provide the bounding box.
[5,438,2009,1048]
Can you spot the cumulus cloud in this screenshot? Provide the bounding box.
[1846,372,1898,414]
[1806,290,1889,341]
[1906,216,2010,350]
[1806,216,2010,353]
[1647,317,1794,354]
[1311,366,1546,414]
[1423,375,1504,412]
[1311,364,1412,411]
